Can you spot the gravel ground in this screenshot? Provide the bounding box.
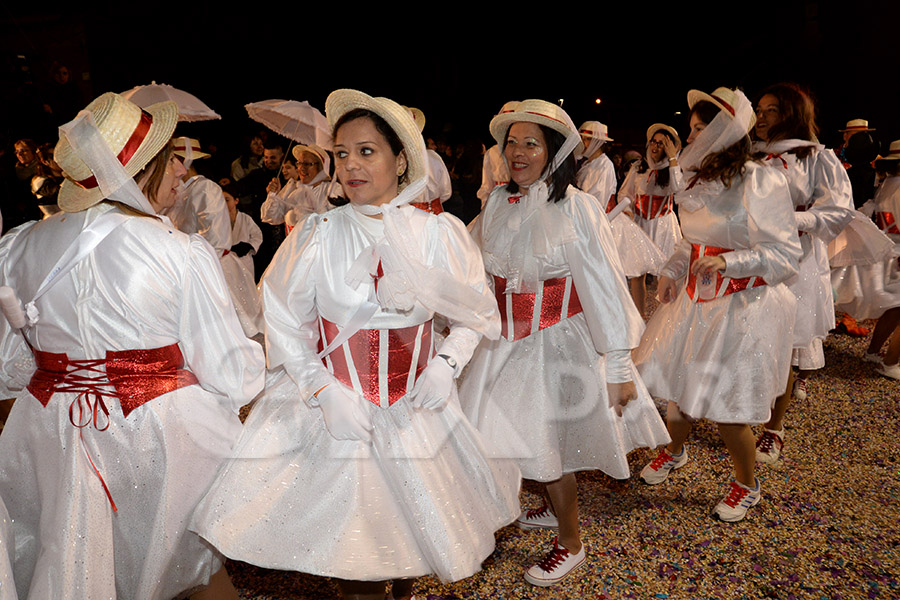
[230,305,900,599]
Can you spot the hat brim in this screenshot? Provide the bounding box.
[687,89,736,117]
[646,123,682,147]
[325,89,426,189]
[490,112,584,154]
[839,127,876,132]
[58,100,179,213]
[291,144,325,166]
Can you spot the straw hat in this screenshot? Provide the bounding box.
[839,119,875,133]
[687,86,755,131]
[646,123,681,147]
[489,99,582,153]
[404,106,426,133]
[173,137,210,160]
[325,89,426,189]
[292,143,327,166]
[579,121,613,143]
[55,92,178,212]
[875,140,900,162]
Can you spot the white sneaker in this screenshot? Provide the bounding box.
[639,447,688,485]
[515,504,558,530]
[864,351,883,365]
[524,537,586,587]
[792,378,808,401]
[712,479,761,522]
[755,428,785,464]
[876,362,900,380]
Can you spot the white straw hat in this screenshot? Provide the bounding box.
[55,92,178,212]
[646,123,681,147]
[876,140,900,162]
[579,121,613,142]
[292,143,327,167]
[839,119,875,133]
[404,106,426,133]
[687,86,756,132]
[325,89,426,190]
[173,137,211,160]
[489,99,582,154]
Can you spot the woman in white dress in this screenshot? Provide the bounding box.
[219,183,265,337]
[262,144,337,231]
[635,87,802,523]
[191,90,520,600]
[460,100,669,586]
[0,92,265,600]
[750,83,853,462]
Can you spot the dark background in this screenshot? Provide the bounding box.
[2,1,897,155]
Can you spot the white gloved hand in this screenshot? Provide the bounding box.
[316,384,373,442]
[409,356,455,411]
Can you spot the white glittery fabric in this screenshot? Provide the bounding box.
[634,163,802,424]
[0,203,266,600]
[576,155,665,278]
[219,211,263,337]
[832,176,900,319]
[191,204,521,583]
[162,175,234,254]
[0,496,15,600]
[618,161,685,260]
[459,185,669,481]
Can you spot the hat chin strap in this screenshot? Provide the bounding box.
[59,111,157,214]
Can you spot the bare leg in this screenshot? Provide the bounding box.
[336,579,385,600]
[868,308,900,355]
[882,320,900,366]
[390,578,415,599]
[629,275,647,318]
[764,367,794,431]
[190,566,241,600]
[665,401,692,455]
[545,473,581,554]
[717,423,756,487]
[0,398,13,424]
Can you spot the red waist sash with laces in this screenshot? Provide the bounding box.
[26,343,198,511]
[493,275,583,342]
[411,198,444,214]
[317,317,433,408]
[875,212,899,235]
[685,243,768,302]
[634,194,674,219]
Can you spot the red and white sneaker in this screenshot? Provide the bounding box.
[524,537,586,587]
[639,446,688,485]
[712,479,761,522]
[792,378,808,400]
[515,504,559,530]
[755,428,785,464]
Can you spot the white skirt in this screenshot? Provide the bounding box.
[634,283,796,424]
[0,386,242,600]
[219,253,263,338]
[0,496,15,600]
[191,369,521,584]
[832,256,900,320]
[788,243,835,349]
[459,313,670,482]
[637,212,682,261]
[610,216,666,278]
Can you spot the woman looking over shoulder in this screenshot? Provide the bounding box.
[635,87,802,523]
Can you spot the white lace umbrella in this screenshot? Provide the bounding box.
[245,99,332,148]
[120,82,221,122]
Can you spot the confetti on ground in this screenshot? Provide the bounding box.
[230,299,900,599]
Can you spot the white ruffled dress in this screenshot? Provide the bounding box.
[619,161,684,260]
[191,204,521,583]
[634,164,802,424]
[459,184,669,482]
[0,204,265,600]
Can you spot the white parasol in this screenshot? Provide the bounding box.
[120,81,221,122]
[245,99,332,148]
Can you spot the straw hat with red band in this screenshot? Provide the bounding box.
[839,119,875,133]
[875,140,900,162]
[173,137,211,160]
[489,99,583,154]
[404,106,426,133]
[292,143,330,173]
[325,89,426,192]
[646,123,681,147]
[55,92,178,212]
[579,121,613,143]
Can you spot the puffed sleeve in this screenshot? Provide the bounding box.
[617,163,638,206]
[244,212,263,252]
[193,179,233,253]
[721,167,802,285]
[0,224,37,398]
[659,239,692,281]
[563,191,645,353]
[178,234,265,410]
[663,164,685,194]
[261,216,337,402]
[429,212,500,373]
[477,151,495,206]
[576,160,617,209]
[793,150,853,242]
[260,191,288,225]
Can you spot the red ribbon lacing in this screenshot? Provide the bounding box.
[766,153,788,169]
[508,195,521,204]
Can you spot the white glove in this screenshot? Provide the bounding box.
[409,356,455,411]
[316,384,373,442]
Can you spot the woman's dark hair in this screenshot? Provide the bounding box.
[135,140,176,205]
[753,82,818,159]
[691,101,754,188]
[503,123,576,203]
[637,128,677,188]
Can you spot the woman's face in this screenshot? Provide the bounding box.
[282,160,298,181]
[149,154,187,211]
[505,122,549,189]
[297,151,322,184]
[223,190,238,219]
[754,93,782,142]
[648,132,667,161]
[334,117,405,210]
[687,112,708,145]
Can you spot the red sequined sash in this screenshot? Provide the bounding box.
[493,275,583,342]
[685,243,767,302]
[875,212,899,235]
[605,194,617,214]
[411,198,444,214]
[317,317,433,408]
[634,194,673,219]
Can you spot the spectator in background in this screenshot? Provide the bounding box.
[230,133,265,182]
